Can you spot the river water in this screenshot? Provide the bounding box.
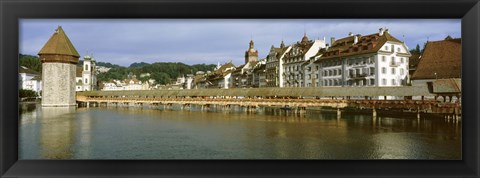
[19,103,461,160]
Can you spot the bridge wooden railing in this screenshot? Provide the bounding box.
[77,96,460,114]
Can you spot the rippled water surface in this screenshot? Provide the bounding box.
[19,103,461,159]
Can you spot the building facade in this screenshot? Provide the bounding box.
[82,55,97,91]
[19,66,42,95]
[316,28,411,89]
[282,33,326,87]
[265,41,291,87]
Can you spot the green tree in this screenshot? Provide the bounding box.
[19,89,38,98]
[19,54,42,72]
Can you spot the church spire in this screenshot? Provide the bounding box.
[249,39,254,49]
[301,32,309,44]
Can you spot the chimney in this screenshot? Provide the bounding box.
[325,44,330,50]
[330,37,336,46]
[348,32,353,36]
[354,35,358,44]
[379,27,385,36]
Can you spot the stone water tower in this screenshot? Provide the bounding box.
[38,26,80,107]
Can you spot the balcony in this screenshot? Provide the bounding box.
[390,62,400,67]
[350,73,367,79]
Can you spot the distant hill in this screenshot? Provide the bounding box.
[129,62,150,68]
[98,62,216,85]
[19,54,217,85]
[97,61,122,68]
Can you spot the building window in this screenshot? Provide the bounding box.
[391,45,394,52]
[385,46,389,51]
[338,69,342,75]
[400,68,404,75]
[392,68,396,74]
[397,47,401,52]
[392,79,396,85]
[370,79,375,86]
[401,58,404,63]
[85,78,88,84]
[85,64,89,71]
[333,70,337,76]
[370,67,375,75]
[382,67,386,74]
[391,56,395,63]
[382,78,386,85]
[382,56,386,62]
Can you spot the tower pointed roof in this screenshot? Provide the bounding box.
[38,26,80,57]
[301,32,309,43]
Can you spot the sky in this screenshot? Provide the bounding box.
[20,19,461,67]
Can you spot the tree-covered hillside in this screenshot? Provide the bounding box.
[98,62,216,85]
[19,54,216,85]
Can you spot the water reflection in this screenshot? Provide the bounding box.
[39,107,76,159]
[19,103,461,160]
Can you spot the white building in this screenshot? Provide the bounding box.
[96,66,111,73]
[82,55,97,91]
[315,28,411,99]
[75,55,98,91]
[101,78,150,91]
[19,66,42,95]
[282,33,326,87]
[265,41,291,87]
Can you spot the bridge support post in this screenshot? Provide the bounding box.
[372,108,377,118]
[416,106,421,120]
[337,108,341,120]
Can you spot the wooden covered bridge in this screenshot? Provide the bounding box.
[76,85,461,121]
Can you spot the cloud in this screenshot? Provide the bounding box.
[20,19,460,66]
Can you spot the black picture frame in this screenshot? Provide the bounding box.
[1,0,479,177]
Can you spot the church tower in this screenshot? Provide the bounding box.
[38,26,80,107]
[82,55,97,91]
[244,40,258,64]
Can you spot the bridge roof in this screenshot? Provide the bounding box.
[78,86,434,97]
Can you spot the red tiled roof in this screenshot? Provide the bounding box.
[412,38,461,80]
[317,32,403,61]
